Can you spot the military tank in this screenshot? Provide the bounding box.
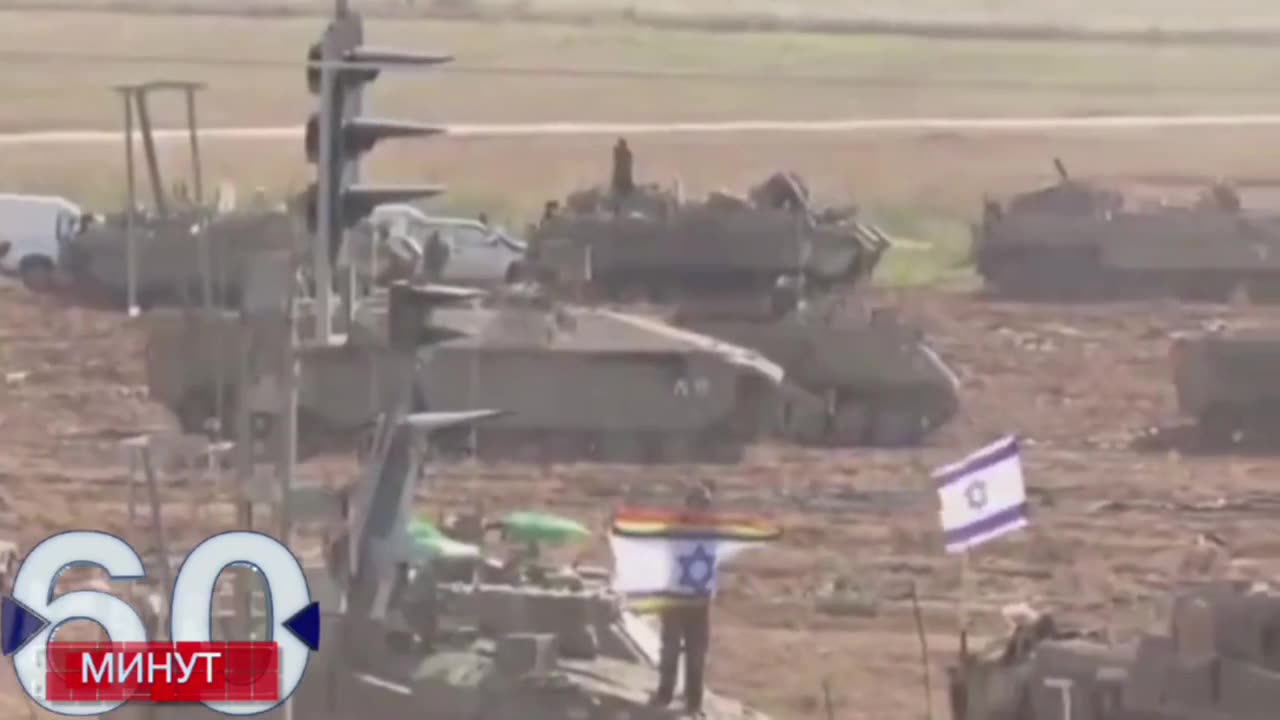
[948,581,1280,720]
[61,205,299,308]
[1169,325,1280,446]
[143,288,784,464]
[674,293,960,447]
[124,562,767,720]
[973,158,1280,302]
[529,171,890,302]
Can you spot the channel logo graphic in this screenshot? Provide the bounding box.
[43,641,279,703]
[0,531,321,717]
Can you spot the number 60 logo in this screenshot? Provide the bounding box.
[3,531,318,717]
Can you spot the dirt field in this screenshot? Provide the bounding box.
[5,275,1280,720]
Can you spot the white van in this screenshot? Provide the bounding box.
[0,193,84,290]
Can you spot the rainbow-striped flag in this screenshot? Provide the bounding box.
[608,507,781,613]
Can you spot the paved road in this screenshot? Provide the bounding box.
[6,114,1280,145]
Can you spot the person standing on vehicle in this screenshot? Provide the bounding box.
[612,137,635,197]
[650,481,715,716]
[423,230,451,282]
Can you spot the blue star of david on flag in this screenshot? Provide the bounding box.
[675,543,717,594]
[964,480,988,510]
[932,435,1029,554]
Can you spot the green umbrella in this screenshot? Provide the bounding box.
[409,517,445,540]
[412,534,481,561]
[408,517,480,560]
[492,511,590,546]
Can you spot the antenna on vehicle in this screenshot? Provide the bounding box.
[1053,157,1069,182]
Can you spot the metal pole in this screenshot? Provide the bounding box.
[338,13,364,335]
[139,444,174,598]
[339,162,357,333]
[314,37,336,346]
[121,90,139,317]
[184,86,205,207]
[278,284,298,545]
[958,550,970,666]
[134,89,169,220]
[234,311,256,638]
[278,274,298,720]
[342,247,357,333]
[198,225,213,310]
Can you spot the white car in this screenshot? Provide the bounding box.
[353,204,528,285]
[0,193,84,291]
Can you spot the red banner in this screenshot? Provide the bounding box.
[45,642,279,703]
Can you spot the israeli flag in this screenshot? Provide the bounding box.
[933,435,1028,553]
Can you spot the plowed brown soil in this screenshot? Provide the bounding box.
[4,282,1280,720]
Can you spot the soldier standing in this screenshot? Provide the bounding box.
[651,481,715,715]
[423,230,451,282]
[612,137,635,196]
[1211,180,1241,212]
[541,200,560,225]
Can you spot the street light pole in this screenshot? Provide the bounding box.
[278,263,298,720]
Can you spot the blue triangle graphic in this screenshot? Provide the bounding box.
[2,596,49,656]
[283,602,320,651]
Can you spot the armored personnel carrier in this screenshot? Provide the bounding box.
[529,172,890,302]
[674,294,960,447]
[973,158,1280,301]
[62,206,298,308]
[948,581,1280,720]
[1169,326,1280,445]
[143,289,784,464]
